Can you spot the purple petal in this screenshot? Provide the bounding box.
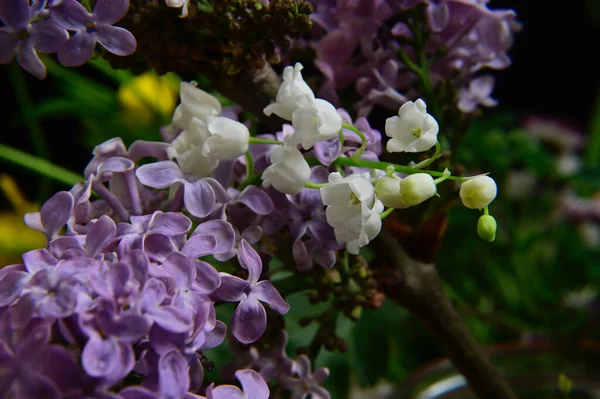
[13,373,61,399]
[128,140,169,162]
[105,342,135,385]
[211,273,248,302]
[105,314,150,343]
[232,296,266,344]
[254,281,289,314]
[182,234,217,259]
[57,31,95,67]
[151,306,192,333]
[292,238,312,272]
[0,0,29,29]
[22,249,58,274]
[183,180,216,218]
[33,345,82,394]
[137,161,183,188]
[143,233,175,262]
[192,220,235,254]
[200,320,227,350]
[313,139,342,166]
[162,252,196,289]
[0,271,30,306]
[85,215,117,257]
[31,20,68,53]
[427,2,450,32]
[24,211,43,231]
[49,0,88,30]
[121,249,149,286]
[236,186,274,215]
[120,387,159,399]
[202,177,230,204]
[159,349,190,399]
[209,385,243,399]
[236,369,269,399]
[95,25,136,56]
[41,191,74,238]
[141,278,167,310]
[237,240,262,284]
[150,212,192,236]
[82,333,120,377]
[0,29,18,63]
[98,156,135,175]
[93,0,129,24]
[193,261,221,294]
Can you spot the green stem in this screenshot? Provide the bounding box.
[331,157,466,182]
[304,181,327,189]
[248,137,284,146]
[0,144,82,187]
[380,208,394,219]
[341,122,367,144]
[239,151,255,190]
[412,141,442,169]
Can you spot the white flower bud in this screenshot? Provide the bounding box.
[262,143,311,195]
[172,82,222,130]
[385,99,439,153]
[477,214,497,242]
[202,116,250,160]
[290,96,342,150]
[374,177,410,209]
[459,175,497,209]
[400,173,437,206]
[167,117,218,177]
[263,63,315,121]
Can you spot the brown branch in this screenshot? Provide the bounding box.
[372,230,518,399]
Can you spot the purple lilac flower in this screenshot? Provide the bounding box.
[0,0,68,79]
[50,0,136,66]
[212,240,289,344]
[203,369,270,399]
[280,355,331,399]
[457,75,498,112]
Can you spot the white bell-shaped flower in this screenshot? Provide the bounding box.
[262,140,311,195]
[374,177,410,209]
[321,172,384,255]
[172,82,222,130]
[290,96,342,150]
[202,116,250,160]
[459,176,497,209]
[263,63,315,121]
[167,117,219,177]
[385,99,439,153]
[400,173,437,206]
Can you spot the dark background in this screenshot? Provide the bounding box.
[0,0,599,200]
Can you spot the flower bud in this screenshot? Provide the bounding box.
[459,176,497,209]
[477,214,497,242]
[262,144,311,194]
[374,177,410,209]
[400,173,436,206]
[202,116,250,160]
[263,63,315,121]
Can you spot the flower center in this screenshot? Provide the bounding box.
[410,127,422,138]
[17,29,29,40]
[85,21,97,32]
[349,192,361,206]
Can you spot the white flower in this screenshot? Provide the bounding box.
[320,172,384,255]
[165,0,190,17]
[202,116,250,160]
[167,117,219,177]
[172,82,222,130]
[262,140,311,195]
[400,173,437,206]
[290,96,342,150]
[459,176,497,209]
[385,99,439,153]
[264,63,315,120]
[374,177,410,209]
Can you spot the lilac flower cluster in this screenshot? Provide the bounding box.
[0,130,332,397]
[0,0,135,79]
[300,0,519,116]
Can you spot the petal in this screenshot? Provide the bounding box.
[120,387,159,399]
[427,2,450,32]
[85,215,117,256]
[95,25,136,56]
[0,30,18,63]
[31,20,68,53]
[122,249,149,286]
[182,234,217,259]
[236,369,269,399]
[200,320,227,350]
[237,240,262,284]
[18,40,47,78]
[0,0,29,29]
[232,296,266,344]
[105,314,149,343]
[150,212,192,236]
[236,186,274,215]
[98,156,135,174]
[211,273,248,302]
[254,281,289,314]
[162,252,196,289]
[210,386,244,399]
[93,0,129,24]
[159,349,190,399]
[82,333,120,377]
[13,372,61,399]
[151,305,193,333]
[50,0,88,30]
[22,249,58,274]
[0,271,30,306]
[57,31,95,67]
[141,278,167,310]
[183,180,216,218]
[193,261,221,294]
[40,191,74,238]
[143,233,175,262]
[137,161,184,189]
[192,220,235,254]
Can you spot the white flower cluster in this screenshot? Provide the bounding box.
[166,82,250,177]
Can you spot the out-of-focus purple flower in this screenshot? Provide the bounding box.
[212,240,289,344]
[0,0,68,79]
[50,0,136,67]
[280,355,330,399]
[457,75,498,112]
[203,369,270,399]
[24,191,74,241]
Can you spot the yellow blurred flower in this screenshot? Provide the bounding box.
[0,175,45,266]
[117,72,179,125]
